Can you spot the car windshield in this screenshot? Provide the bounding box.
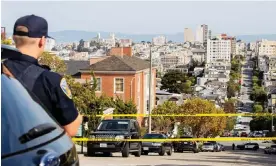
[203,143,212,145]
[1,74,64,157]
[97,120,129,131]
[143,134,165,139]
[271,145,276,148]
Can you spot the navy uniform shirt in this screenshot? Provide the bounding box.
[4,54,79,126]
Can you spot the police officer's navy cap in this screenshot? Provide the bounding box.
[13,14,53,39]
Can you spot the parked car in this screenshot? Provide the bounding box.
[207,141,220,152]
[253,132,263,137]
[1,45,79,166]
[87,119,142,157]
[141,133,173,156]
[237,143,259,150]
[202,142,216,152]
[218,143,225,151]
[240,132,248,137]
[173,136,199,153]
[264,145,276,155]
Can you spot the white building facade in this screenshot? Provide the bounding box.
[195,26,203,43]
[257,39,276,56]
[207,38,231,63]
[45,38,56,51]
[152,36,167,46]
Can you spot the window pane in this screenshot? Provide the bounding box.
[115,78,124,92]
[96,78,101,91]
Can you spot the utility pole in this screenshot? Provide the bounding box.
[148,46,152,133]
[272,106,274,132]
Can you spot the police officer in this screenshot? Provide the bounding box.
[3,14,82,136]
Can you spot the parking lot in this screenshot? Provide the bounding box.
[78,149,276,166]
[77,142,276,166]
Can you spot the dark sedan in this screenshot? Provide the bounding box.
[173,136,199,153]
[142,133,173,156]
[237,143,259,150]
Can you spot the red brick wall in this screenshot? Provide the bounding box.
[81,72,147,125]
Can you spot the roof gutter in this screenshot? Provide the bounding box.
[79,70,137,74]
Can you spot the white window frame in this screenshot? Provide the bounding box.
[114,77,124,93]
[91,77,102,92]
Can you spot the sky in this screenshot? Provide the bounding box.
[1,1,276,35]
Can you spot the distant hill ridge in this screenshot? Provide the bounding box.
[7,30,276,43]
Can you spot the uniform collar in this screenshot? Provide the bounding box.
[16,54,39,65]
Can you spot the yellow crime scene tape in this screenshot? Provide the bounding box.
[82,113,276,117]
[72,137,276,142]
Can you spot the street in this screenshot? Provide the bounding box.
[240,54,254,107]
[235,55,255,131]
[77,141,276,166]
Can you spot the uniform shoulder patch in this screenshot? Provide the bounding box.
[60,78,72,99]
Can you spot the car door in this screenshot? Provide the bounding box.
[129,121,139,149]
[162,135,171,150]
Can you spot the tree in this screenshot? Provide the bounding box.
[178,98,226,137]
[1,39,13,45]
[161,70,192,94]
[227,81,239,98]
[113,98,137,119]
[252,76,259,84]
[224,100,236,113]
[250,86,267,104]
[39,52,66,73]
[250,116,272,131]
[152,101,179,133]
[253,104,263,113]
[225,117,236,131]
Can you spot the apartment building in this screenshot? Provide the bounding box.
[160,51,192,70]
[257,39,276,56]
[184,28,194,43]
[205,61,231,74]
[83,41,90,48]
[191,48,206,63]
[45,38,56,51]
[201,24,209,46]
[119,39,132,47]
[152,36,167,46]
[220,34,236,56]
[206,38,231,63]
[195,26,203,43]
[263,56,276,87]
[248,42,257,51]
[79,55,156,125]
[236,41,247,56]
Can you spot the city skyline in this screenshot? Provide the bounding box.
[2,1,276,35]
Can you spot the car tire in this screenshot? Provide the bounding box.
[167,147,172,156]
[103,152,111,157]
[133,143,141,157]
[87,147,96,157]
[159,146,166,156]
[143,151,149,155]
[122,142,130,158]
